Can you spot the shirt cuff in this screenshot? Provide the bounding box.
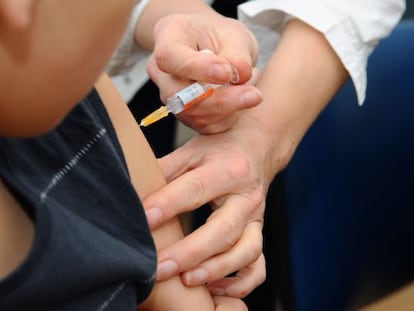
[238,0,370,105]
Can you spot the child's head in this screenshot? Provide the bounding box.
[0,0,136,137]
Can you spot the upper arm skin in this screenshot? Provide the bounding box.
[95,74,215,311]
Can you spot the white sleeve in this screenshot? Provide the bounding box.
[106,0,151,76]
[238,0,406,105]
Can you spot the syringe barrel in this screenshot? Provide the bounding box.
[166,82,217,114]
[165,96,185,114]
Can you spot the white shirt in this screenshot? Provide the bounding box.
[110,0,405,105]
[108,0,152,102]
[238,0,406,104]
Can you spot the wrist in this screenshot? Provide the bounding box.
[233,113,286,189]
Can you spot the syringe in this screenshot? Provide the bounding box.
[139,82,219,127]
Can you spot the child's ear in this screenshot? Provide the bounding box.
[0,0,33,31]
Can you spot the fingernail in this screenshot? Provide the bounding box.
[209,64,232,82]
[230,65,240,84]
[157,260,179,280]
[145,208,162,227]
[240,89,262,106]
[200,48,214,55]
[184,269,209,285]
[209,287,226,296]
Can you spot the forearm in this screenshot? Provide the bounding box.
[238,19,348,180]
[239,0,404,105]
[135,0,215,50]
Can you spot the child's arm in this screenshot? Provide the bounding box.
[96,74,222,311]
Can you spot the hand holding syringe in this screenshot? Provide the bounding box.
[139,82,221,127]
[140,49,226,127]
[140,49,261,129]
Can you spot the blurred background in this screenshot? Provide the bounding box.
[404,0,414,18]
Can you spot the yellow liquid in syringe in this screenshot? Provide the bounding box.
[139,106,169,127]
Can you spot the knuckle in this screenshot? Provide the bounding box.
[223,154,251,180]
[249,239,263,260]
[186,174,206,208]
[245,188,266,212]
[219,219,241,247]
[210,261,232,281]
[184,246,204,267]
[153,44,172,71]
[145,57,156,79]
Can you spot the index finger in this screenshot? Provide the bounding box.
[155,194,253,281]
